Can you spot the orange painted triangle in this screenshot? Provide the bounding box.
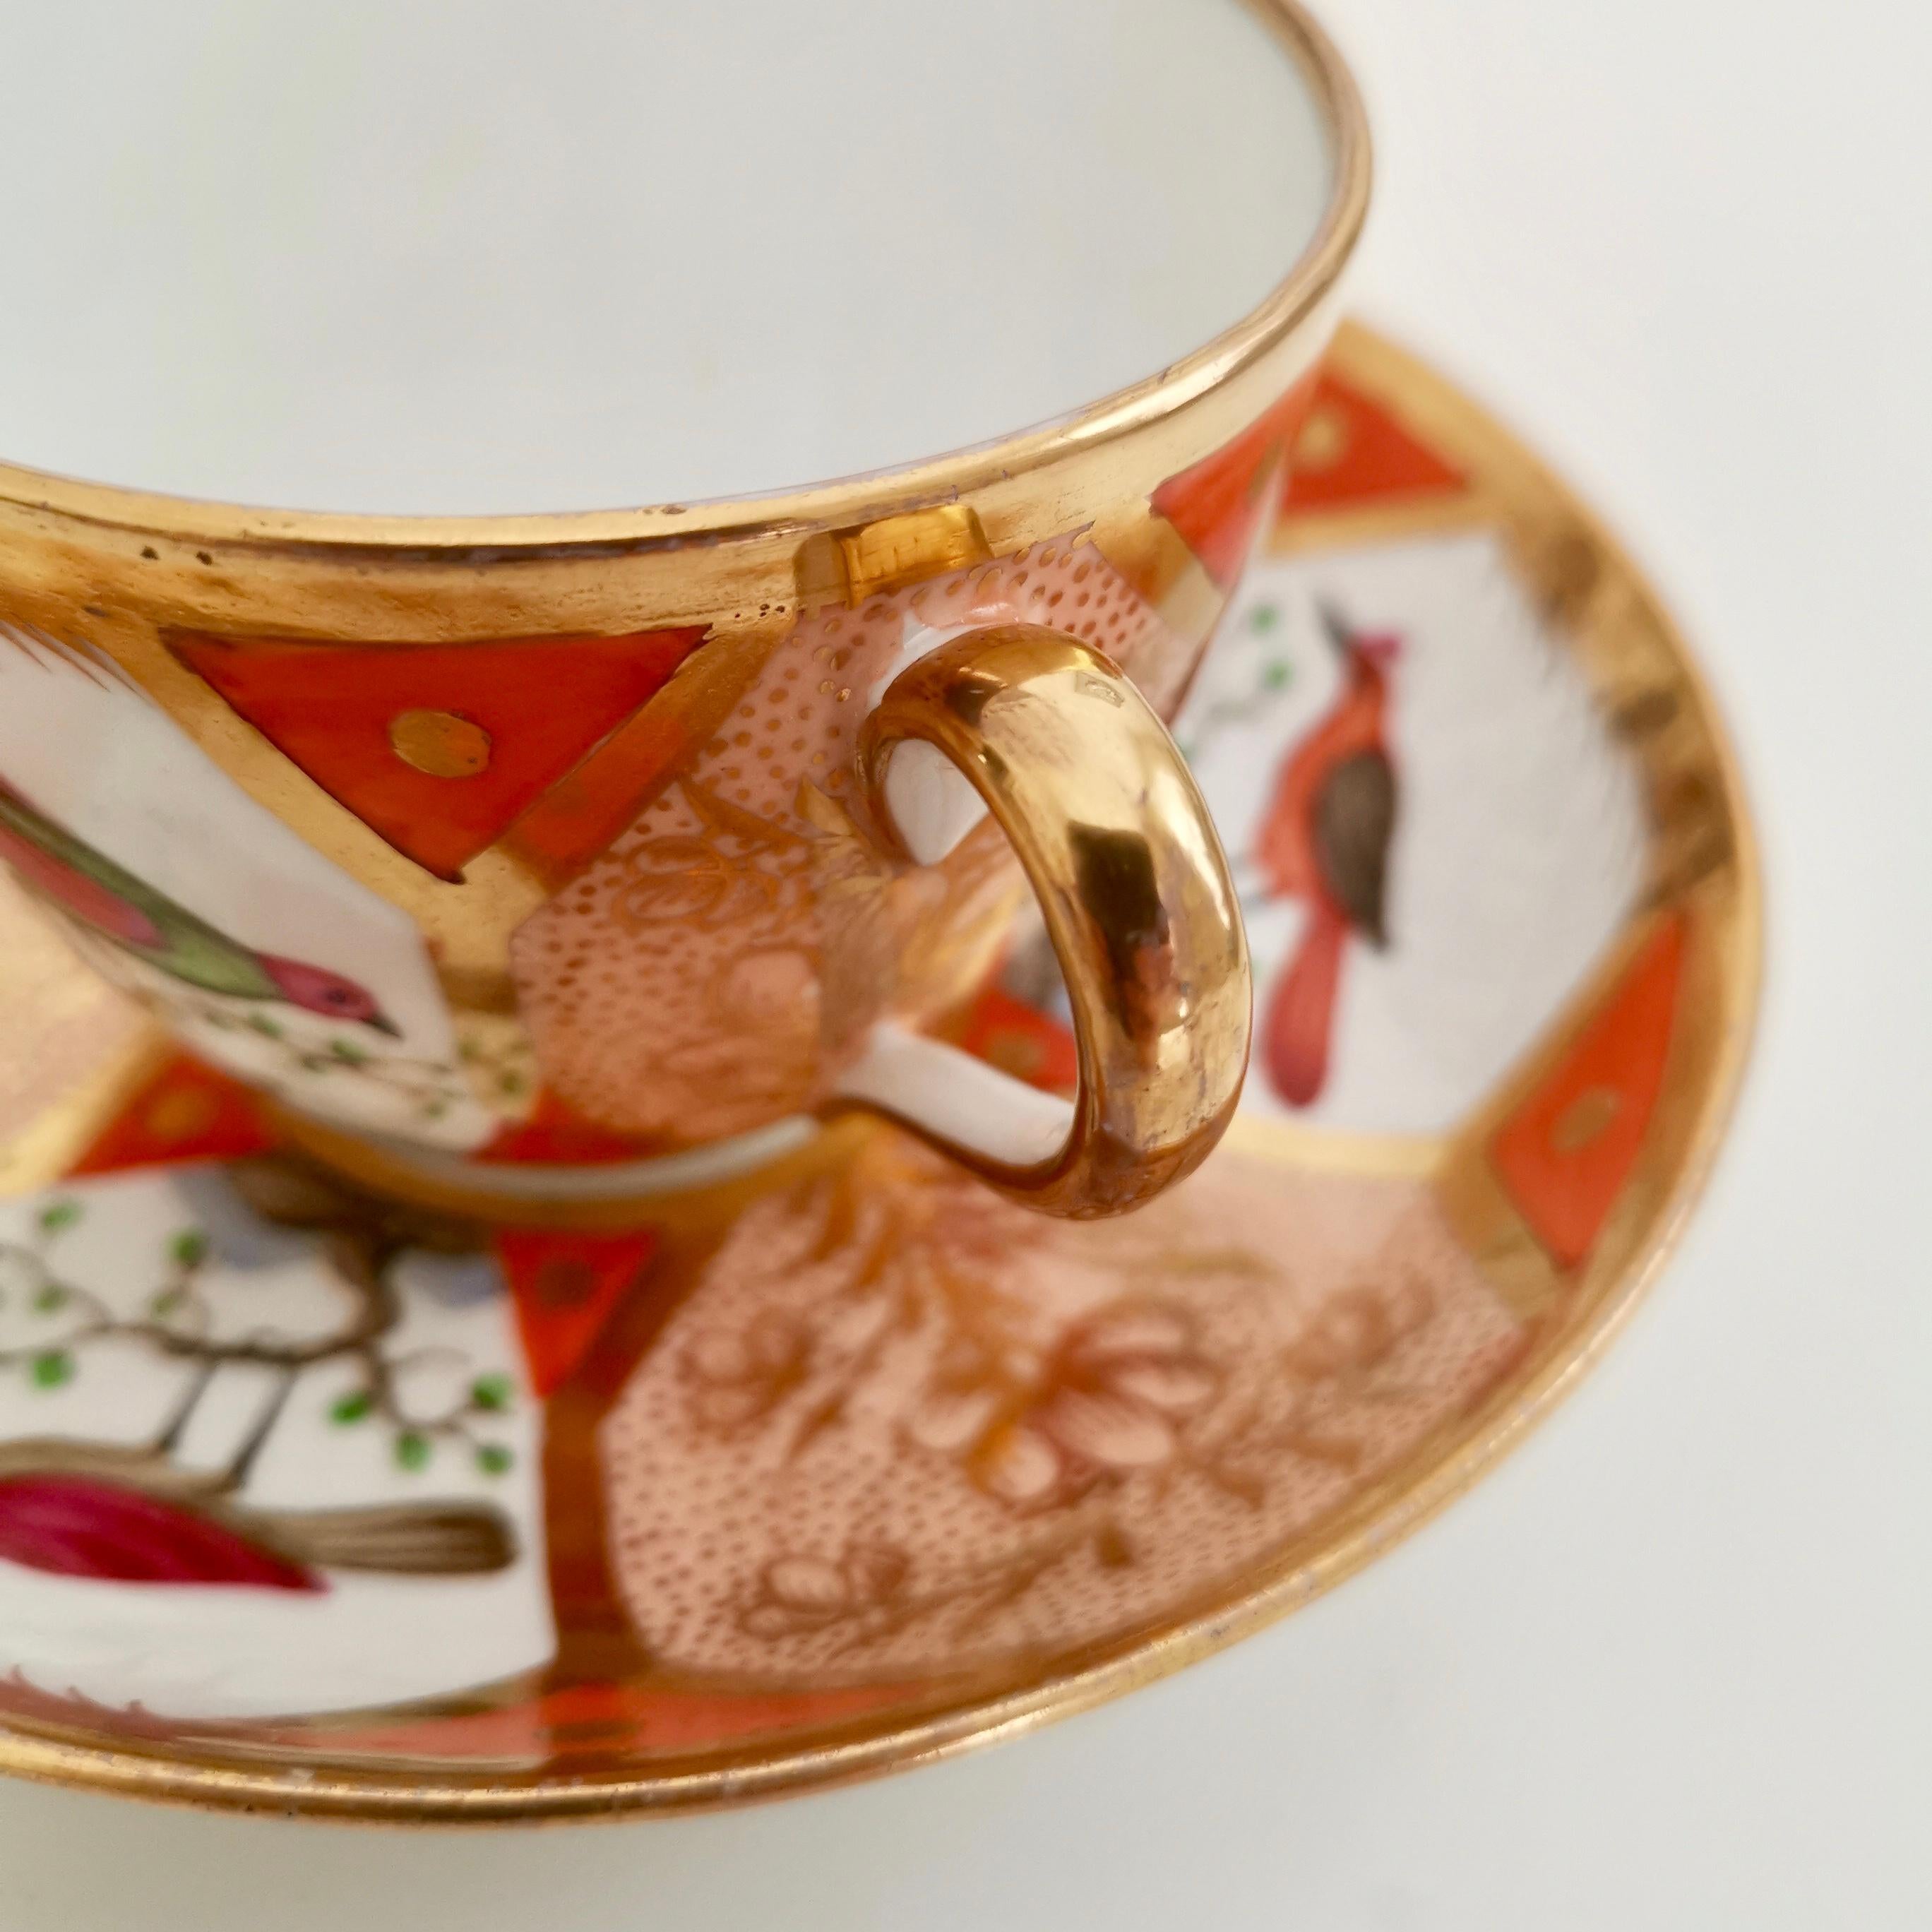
[1153,373,1318,588]
[495,1226,656,1397]
[168,628,705,881]
[499,627,785,893]
[68,1054,276,1179]
[1279,372,1466,517]
[1491,915,1686,1270]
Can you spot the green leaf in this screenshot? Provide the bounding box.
[245,1012,284,1039]
[1248,602,1282,633]
[150,1286,186,1317]
[328,1037,369,1066]
[469,1373,513,1414]
[32,1282,69,1315]
[169,1228,209,1268]
[475,1443,513,1477]
[29,1350,73,1389]
[329,1390,374,1426]
[36,1200,81,1236]
[394,1429,431,1471]
[1261,658,1292,690]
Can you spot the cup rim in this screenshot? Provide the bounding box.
[0,0,1369,559]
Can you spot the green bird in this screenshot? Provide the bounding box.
[0,777,399,1033]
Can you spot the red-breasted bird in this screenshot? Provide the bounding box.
[0,779,398,1033]
[1252,605,1402,1107]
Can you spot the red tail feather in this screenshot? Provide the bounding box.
[1265,907,1349,1107]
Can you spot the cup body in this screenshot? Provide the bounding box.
[0,1,1368,1208]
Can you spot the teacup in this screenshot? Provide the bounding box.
[0,0,1368,1219]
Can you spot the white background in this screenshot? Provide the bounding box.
[2,0,1928,1923]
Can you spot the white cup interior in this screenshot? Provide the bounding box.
[0,0,1333,516]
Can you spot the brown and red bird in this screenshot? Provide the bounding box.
[1252,605,1402,1107]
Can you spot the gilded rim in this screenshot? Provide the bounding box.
[0,326,1765,1823]
[0,0,1371,560]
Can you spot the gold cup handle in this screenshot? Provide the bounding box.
[833,625,1251,1218]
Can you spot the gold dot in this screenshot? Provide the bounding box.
[1552,1086,1622,1152]
[1292,403,1351,472]
[986,1032,1044,1080]
[388,709,491,777]
[145,1087,218,1143]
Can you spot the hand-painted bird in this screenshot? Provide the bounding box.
[0,779,398,1033]
[0,1438,515,1590]
[1252,604,1402,1107]
[0,1353,512,1590]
